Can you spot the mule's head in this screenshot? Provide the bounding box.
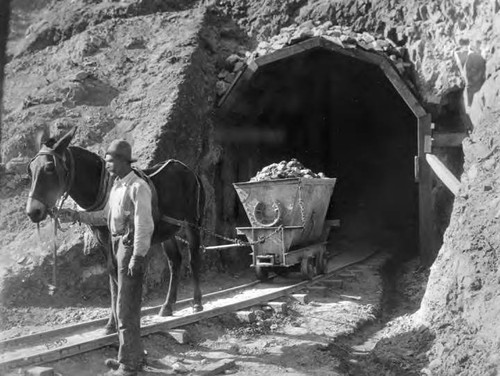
[26,128,77,223]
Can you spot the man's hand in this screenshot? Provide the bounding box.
[58,208,80,223]
[128,255,145,277]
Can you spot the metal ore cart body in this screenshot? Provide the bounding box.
[233,177,337,280]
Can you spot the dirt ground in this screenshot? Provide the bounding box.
[3,252,432,376]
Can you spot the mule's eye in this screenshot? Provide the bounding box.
[45,163,55,173]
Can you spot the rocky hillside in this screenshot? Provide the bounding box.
[0,0,223,306]
[1,0,500,374]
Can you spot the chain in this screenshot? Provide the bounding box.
[175,221,284,250]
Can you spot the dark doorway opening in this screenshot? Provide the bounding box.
[216,48,418,269]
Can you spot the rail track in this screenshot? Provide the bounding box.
[0,248,376,373]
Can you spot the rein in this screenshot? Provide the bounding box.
[29,148,75,293]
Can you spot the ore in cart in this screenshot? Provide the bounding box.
[233,177,337,281]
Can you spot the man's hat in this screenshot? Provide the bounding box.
[105,139,137,163]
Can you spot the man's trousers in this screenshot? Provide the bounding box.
[109,236,145,371]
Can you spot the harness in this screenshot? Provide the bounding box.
[28,146,113,217]
[85,158,113,212]
[28,148,75,211]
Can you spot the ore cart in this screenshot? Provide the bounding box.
[233,177,337,281]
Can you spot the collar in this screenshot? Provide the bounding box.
[115,170,136,186]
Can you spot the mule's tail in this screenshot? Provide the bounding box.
[194,172,205,226]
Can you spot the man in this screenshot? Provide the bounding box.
[61,139,154,376]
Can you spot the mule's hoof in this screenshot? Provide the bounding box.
[158,307,173,317]
[104,324,117,335]
[193,304,203,313]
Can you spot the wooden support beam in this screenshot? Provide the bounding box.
[426,154,461,196]
[418,114,434,266]
[379,59,427,118]
[219,36,426,121]
[432,132,467,147]
[255,37,321,67]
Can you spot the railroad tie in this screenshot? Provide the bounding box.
[26,366,54,376]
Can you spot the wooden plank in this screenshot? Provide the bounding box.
[320,38,376,64]
[140,249,377,336]
[379,59,427,118]
[27,366,54,376]
[0,280,260,352]
[254,37,322,67]
[217,65,254,110]
[217,66,247,108]
[1,248,376,371]
[219,36,426,124]
[432,132,467,147]
[418,114,434,266]
[321,36,425,121]
[426,154,461,195]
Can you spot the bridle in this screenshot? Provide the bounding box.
[28,145,113,215]
[27,147,75,213]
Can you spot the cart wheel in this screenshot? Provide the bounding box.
[301,257,316,280]
[255,266,269,281]
[316,251,327,275]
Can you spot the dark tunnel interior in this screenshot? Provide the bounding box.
[216,48,419,268]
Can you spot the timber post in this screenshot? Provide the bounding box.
[418,113,434,266]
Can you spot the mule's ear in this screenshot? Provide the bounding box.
[35,129,48,150]
[53,127,78,154]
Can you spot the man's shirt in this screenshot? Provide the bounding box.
[79,170,154,257]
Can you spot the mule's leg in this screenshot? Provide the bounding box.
[186,227,203,312]
[158,238,182,317]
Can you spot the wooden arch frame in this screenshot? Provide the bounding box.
[218,36,434,264]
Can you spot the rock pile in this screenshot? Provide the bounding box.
[251,159,326,181]
[217,20,413,97]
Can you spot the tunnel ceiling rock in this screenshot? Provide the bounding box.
[215,21,418,103]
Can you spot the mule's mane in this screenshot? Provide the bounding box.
[67,146,112,211]
[69,146,104,164]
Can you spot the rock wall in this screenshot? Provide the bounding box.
[0,3,223,302]
[214,0,500,374]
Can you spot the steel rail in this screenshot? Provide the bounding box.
[0,249,376,372]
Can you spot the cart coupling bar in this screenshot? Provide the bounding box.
[203,243,250,251]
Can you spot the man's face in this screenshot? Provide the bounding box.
[105,154,126,176]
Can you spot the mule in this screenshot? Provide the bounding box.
[25,128,205,333]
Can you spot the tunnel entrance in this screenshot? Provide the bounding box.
[216,38,429,268]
